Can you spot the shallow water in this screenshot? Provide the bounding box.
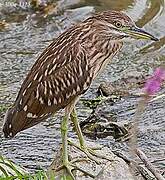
[0,0,165,174]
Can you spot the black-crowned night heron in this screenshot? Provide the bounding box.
[3,10,158,179]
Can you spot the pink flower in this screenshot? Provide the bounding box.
[153,67,165,81]
[144,67,165,95]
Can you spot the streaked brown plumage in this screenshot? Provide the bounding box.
[3,10,158,138]
[3,10,158,179]
[3,11,129,137]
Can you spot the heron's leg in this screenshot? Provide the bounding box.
[70,108,86,148]
[70,108,109,163]
[60,114,75,179]
[59,107,96,179]
[61,115,69,165]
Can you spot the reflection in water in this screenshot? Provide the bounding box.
[94,0,134,11]
[136,0,164,27]
[139,35,165,54]
[67,0,134,12]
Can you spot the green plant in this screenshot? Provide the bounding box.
[0,155,51,180]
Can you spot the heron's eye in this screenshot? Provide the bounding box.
[115,21,122,28]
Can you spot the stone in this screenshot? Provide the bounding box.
[49,139,136,180]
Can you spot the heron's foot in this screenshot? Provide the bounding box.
[68,140,112,164]
[56,161,96,180]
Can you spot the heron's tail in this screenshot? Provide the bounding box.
[3,106,50,138]
[3,106,29,138]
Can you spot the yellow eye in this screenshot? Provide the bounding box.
[115,21,122,28]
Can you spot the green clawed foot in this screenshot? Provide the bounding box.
[56,162,96,180]
[68,140,111,164]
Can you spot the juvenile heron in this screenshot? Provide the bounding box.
[3,10,158,178]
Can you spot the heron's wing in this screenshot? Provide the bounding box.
[3,33,92,137]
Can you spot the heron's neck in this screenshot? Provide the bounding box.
[81,32,123,79]
[92,39,123,79]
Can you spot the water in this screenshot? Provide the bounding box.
[0,0,165,174]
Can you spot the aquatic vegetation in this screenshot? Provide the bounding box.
[0,105,10,114]
[81,96,105,110]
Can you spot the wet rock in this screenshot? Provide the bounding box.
[99,82,130,97]
[49,139,136,180]
[98,75,146,97]
[80,113,131,141]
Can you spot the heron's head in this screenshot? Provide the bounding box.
[93,11,158,41]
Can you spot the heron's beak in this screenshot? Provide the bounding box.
[126,26,159,41]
